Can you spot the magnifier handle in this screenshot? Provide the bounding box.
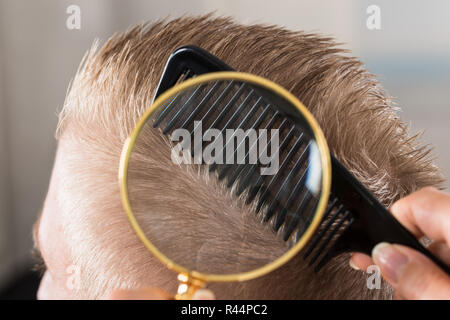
[174,274,206,300]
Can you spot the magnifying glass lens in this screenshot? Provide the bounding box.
[124,75,328,276]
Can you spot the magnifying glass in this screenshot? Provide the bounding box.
[119,72,331,298]
[119,47,450,299]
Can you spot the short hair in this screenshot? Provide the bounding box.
[55,14,443,299]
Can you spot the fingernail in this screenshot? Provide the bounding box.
[192,289,215,300]
[372,242,409,284]
[349,258,360,270]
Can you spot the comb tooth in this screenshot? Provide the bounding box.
[308,210,351,267]
[324,196,339,220]
[300,196,338,246]
[251,126,297,208]
[181,81,235,132]
[242,169,264,202]
[255,132,303,213]
[216,97,267,175]
[198,83,246,133]
[197,81,235,122]
[190,87,254,161]
[185,81,234,157]
[314,215,354,272]
[215,103,271,176]
[170,80,220,131]
[188,80,234,127]
[244,121,292,204]
[180,69,193,81]
[229,111,280,193]
[162,84,208,134]
[153,95,182,128]
[227,161,250,190]
[241,170,264,203]
[282,192,314,241]
[266,158,310,225]
[227,161,250,191]
[271,143,311,232]
[271,206,285,232]
[318,197,338,222]
[221,90,255,129]
[212,97,263,177]
[298,197,320,236]
[153,70,193,128]
[188,83,245,155]
[303,201,343,259]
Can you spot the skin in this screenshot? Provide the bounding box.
[34,141,214,300]
[34,157,75,299]
[34,142,449,299]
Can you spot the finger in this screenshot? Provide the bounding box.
[372,242,450,299]
[390,187,450,244]
[350,253,374,271]
[393,291,405,300]
[428,241,450,266]
[107,287,173,300]
[192,289,216,300]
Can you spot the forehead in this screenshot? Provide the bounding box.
[36,153,75,275]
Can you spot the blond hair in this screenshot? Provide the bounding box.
[55,15,443,299]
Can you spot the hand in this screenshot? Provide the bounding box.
[105,287,215,300]
[350,187,450,299]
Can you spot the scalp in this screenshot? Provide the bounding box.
[55,14,443,299]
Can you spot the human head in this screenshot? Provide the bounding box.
[34,15,443,299]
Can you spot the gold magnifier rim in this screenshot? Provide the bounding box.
[119,71,332,283]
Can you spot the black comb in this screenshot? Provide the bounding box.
[152,46,450,274]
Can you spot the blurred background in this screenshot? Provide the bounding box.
[0,0,449,298]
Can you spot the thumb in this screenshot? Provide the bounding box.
[372,242,450,299]
[192,289,216,300]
